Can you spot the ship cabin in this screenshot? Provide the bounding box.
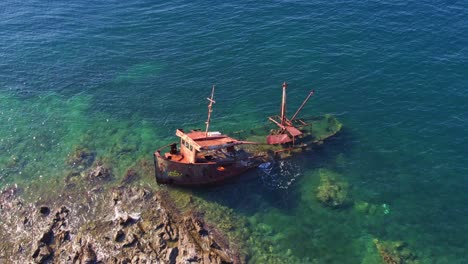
[165,129,249,164]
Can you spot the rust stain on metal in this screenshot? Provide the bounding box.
[154,87,266,186]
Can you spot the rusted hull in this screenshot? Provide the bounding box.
[234,115,343,155]
[238,115,342,143]
[154,152,260,186]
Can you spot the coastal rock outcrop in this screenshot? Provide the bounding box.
[0,184,240,263]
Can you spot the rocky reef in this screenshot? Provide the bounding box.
[66,147,95,171]
[373,239,419,264]
[164,189,306,264]
[316,170,351,209]
[0,182,240,263]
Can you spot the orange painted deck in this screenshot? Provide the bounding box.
[185,131,239,148]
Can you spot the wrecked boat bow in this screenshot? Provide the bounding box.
[154,86,267,186]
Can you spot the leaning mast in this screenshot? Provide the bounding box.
[205,85,216,137]
[280,82,288,125]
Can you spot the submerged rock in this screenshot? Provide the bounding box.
[66,146,95,170]
[374,239,419,264]
[316,170,351,209]
[6,155,20,168]
[85,161,113,181]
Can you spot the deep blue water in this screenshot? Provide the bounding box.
[1,0,467,263]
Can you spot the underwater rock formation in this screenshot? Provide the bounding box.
[66,147,95,170]
[120,159,153,185]
[316,170,351,209]
[374,239,419,264]
[0,183,240,263]
[246,227,301,264]
[86,162,113,181]
[166,189,306,264]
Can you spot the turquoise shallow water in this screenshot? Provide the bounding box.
[1,0,467,263]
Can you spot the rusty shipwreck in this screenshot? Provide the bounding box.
[154,86,265,186]
[236,82,342,157]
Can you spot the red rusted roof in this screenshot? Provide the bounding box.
[267,134,292,145]
[189,133,238,148]
[285,126,302,137]
[176,129,249,151]
[185,131,227,140]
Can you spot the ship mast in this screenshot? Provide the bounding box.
[205,85,216,137]
[290,89,315,121]
[280,82,287,125]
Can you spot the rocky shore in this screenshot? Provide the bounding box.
[0,181,240,263]
[0,142,425,264]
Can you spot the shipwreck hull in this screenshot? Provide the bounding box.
[154,151,259,186]
[234,114,343,156]
[153,115,342,185]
